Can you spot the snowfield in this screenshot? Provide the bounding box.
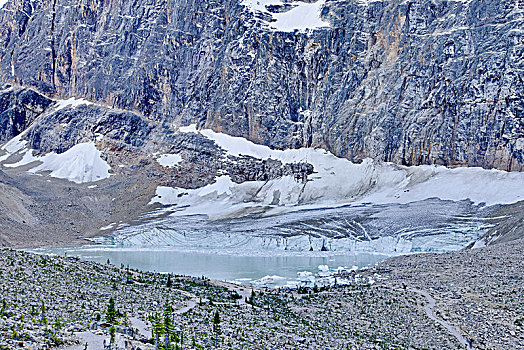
[151,125,524,219]
[1,140,111,184]
[28,142,111,184]
[0,95,111,184]
[241,0,329,32]
[53,97,93,112]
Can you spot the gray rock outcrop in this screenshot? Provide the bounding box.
[0,0,522,171]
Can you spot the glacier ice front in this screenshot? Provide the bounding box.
[131,127,522,256]
[106,198,495,255]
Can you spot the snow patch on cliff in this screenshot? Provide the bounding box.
[3,149,38,168]
[241,0,329,32]
[0,0,7,9]
[54,97,93,112]
[157,154,183,168]
[1,134,28,154]
[0,134,31,163]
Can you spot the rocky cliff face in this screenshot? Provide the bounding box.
[0,86,52,142]
[0,0,522,171]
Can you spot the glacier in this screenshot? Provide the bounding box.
[151,125,524,220]
[111,127,522,257]
[103,198,495,255]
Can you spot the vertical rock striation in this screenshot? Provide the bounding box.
[0,0,522,170]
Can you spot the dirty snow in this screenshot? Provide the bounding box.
[99,223,116,231]
[3,149,38,168]
[0,134,32,163]
[471,237,487,249]
[157,154,183,168]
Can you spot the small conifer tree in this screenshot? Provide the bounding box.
[106,298,117,324]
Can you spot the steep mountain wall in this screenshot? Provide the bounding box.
[0,0,522,170]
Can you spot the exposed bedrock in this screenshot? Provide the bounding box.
[0,0,521,170]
